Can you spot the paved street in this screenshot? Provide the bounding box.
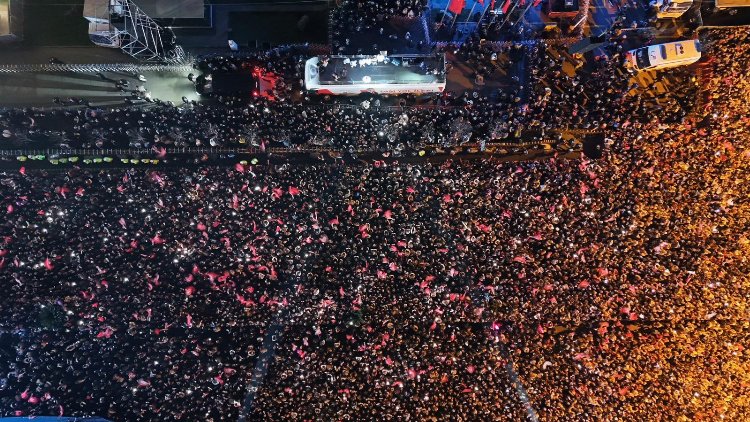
[0,69,199,108]
[0,46,138,65]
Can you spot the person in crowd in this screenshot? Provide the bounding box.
[0,27,747,422]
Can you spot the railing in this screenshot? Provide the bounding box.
[0,63,194,73]
[196,43,331,63]
[0,145,346,158]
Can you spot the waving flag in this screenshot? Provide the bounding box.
[502,0,512,14]
[448,0,466,15]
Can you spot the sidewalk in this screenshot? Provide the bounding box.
[0,46,137,65]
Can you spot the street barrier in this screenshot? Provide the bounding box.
[0,63,195,73]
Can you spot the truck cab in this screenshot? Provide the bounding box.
[650,0,693,18]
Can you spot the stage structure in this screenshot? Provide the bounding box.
[83,0,186,63]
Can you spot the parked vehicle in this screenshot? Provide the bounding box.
[624,40,702,72]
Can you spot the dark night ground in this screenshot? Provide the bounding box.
[20,0,329,47]
[23,0,90,46]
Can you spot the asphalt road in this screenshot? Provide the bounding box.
[0,69,200,108]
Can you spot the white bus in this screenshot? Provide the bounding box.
[625,40,702,72]
[304,54,446,95]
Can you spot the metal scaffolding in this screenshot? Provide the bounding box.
[113,0,184,62]
[84,0,185,63]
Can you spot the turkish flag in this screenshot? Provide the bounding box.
[502,0,512,13]
[448,0,466,15]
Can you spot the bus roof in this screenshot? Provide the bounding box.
[305,54,447,95]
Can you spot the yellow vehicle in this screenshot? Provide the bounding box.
[715,0,750,8]
[650,0,693,18]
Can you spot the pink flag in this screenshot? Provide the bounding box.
[154,146,167,158]
[44,257,54,271]
[579,181,589,195]
[151,234,165,245]
[58,186,71,198]
[513,255,527,264]
[96,327,113,339]
[186,314,193,328]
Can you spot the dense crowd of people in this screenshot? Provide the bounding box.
[0,20,748,422]
[0,40,678,154]
[331,0,427,34]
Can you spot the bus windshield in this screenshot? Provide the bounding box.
[635,48,652,69]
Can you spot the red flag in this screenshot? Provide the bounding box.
[491,0,496,8]
[478,0,485,5]
[448,0,466,15]
[502,0,511,14]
